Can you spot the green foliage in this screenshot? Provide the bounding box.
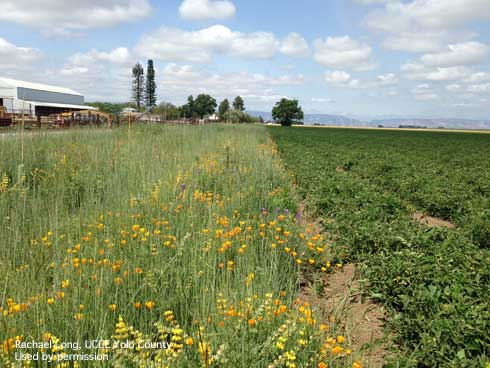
[145,59,157,107]
[181,95,196,119]
[232,96,245,111]
[85,102,135,115]
[132,63,145,111]
[272,99,304,126]
[269,126,490,367]
[218,98,230,118]
[222,109,259,124]
[194,94,217,119]
[151,102,180,120]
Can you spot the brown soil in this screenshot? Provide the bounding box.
[412,212,456,229]
[295,201,391,366]
[302,265,391,367]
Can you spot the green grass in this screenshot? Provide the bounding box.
[269,126,490,368]
[0,125,358,367]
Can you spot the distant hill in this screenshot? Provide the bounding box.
[370,118,490,130]
[247,111,490,130]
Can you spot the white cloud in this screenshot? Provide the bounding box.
[179,0,235,20]
[421,42,488,67]
[364,0,490,53]
[467,84,490,93]
[465,72,490,83]
[380,32,448,53]
[159,63,301,106]
[324,70,397,88]
[280,33,310,57]
[401,63,470,81]
[0,37,42,69]
[446,84,462,92]
[311,97,334,103]
[426,66,470,81]
[60,67,89,76]
[365,0,490,33]
[136,25,300,62]
[324,70,353,85]
[375,73,398,86]
[313,36,375,71]
[412,83,438,100]
[46,47,136,101]
[69,48,132,66]
[0,0,152,35]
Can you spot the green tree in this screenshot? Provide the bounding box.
[85,102,135,115]
[132,63,145,111]
[222,109,259,124]
[181,95,196,119]
[194,94,217,119]
[272,98,304,126]
[152,102,180,120]
[232,96,245,111]
[145,60,157,107]
[219,99,230,119]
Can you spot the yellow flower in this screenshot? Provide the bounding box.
[185,338,193,345]
[352,363,362,368]
[144,301,155,310]
[47,298,55,305]
[248,319,256,327]
[134,302,142,309]
[331,346,343,354]
[318,363,328,368]
[337,335,345,344]
[285,350,296,361]
[108,304,116,312]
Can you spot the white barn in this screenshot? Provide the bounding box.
[0,77,95,116]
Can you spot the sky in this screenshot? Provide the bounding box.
[1,0,490,120]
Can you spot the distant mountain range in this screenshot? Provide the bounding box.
[369,118,490,130]
[247,111,490,130]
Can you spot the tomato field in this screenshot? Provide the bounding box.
[269,126,490,367]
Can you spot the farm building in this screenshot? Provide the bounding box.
[0,77,95,117]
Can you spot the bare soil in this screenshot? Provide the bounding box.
[412,212,456,229]
[302,264,391,367]
[295,200,391,366]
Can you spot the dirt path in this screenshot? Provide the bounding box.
[303,265,391,367]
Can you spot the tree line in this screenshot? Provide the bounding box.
[90,62,305,126]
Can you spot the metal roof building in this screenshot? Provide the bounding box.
[0,77,95,116]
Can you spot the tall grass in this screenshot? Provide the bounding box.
[0,125,356,367]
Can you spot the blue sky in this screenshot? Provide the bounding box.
[1,0,490,120]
